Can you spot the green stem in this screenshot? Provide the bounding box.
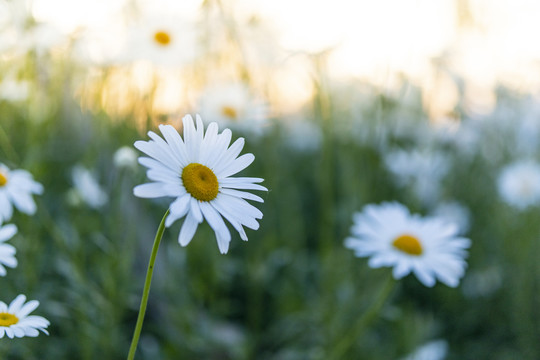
[127,209,170,360]
[328,275,396,359]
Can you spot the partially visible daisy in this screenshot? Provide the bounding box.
[198,82,270,136]
[384,149,450,205]
[71,166,108,209]
[0,164,43,223]
[134,114,267,254]
[344,202,471,287]
[430,201,471,235]
[113,146,138,170]
[402,339,448,360]
[0,223,17,276]
[0,294,50,338]
[497,160,540,210]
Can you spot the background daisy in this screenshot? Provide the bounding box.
[497,159,540,210]
[345,202,471,287]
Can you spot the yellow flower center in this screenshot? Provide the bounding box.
[0,171,7,187]
[181,163,219,202]
[392,234,423,256]
[221,106,238,120]
[153,31,171,46]
[0,312,18,327]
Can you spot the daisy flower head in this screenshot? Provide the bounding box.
[122,8,199,67]
[198,82,270,136]
[344,202,471,288]
[0,164,43,223]
[71,166,108,209]
[497,160,540,211]
[0,294,50,338]
[0,223,17,276]
[133,114,267,254]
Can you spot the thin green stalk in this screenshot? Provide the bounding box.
[328,276,396,359]
[127,209,170,360]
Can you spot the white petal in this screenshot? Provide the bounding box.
[16,300,39,318]
[213,194,261,230]
[189,198,203,223]
[182,115,199,162]
[12,326,25,337]
[178,211,199,247]
[413,265,436,287]
[8,295,26,314]
[133,183,171,198]
[199,122,219,165]
[147,131,182,169]
[216,231,230,254]
[9,191,37,215]
[0,224,17,242]
[213,138,245,175]
[0,192,14,222]
[23,327,39,337]
[165,194,191,227]
[200,202,231,253]
[219,188,264,203]
[210,201,248,241]
[134,140,174,169]
[216,153,255,178]
[206,129,232,170]
[158,124,190,166]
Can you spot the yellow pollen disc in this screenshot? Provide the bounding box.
[0,312,18,326]
[0,172,7,187]
[153,31,171,46]
[221,106,238,120]
[181,163,219,202]
[392,234,423,256]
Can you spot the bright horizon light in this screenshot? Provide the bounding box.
[28,0,540,117]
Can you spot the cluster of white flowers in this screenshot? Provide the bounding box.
[0,163,49,338]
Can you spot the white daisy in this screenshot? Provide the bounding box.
[133,114,267,254]
[0,164,43,223]
[71,166,108,209]
[198,82,270,136]
[113,146,139,170]
[497,160,540,210]
[121,9,199,67]
[0,223,17,276]
[0,294,50,338]
[384,149,450,205]
[344,202,471,287]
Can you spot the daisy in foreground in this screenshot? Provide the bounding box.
[0,294,50,338]
[0,223,18,276]
[133,114,267,254]
[128,114,266,360]
[344,202,471,287]
[0,163,43,223]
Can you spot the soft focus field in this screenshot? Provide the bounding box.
[2,0,540,359]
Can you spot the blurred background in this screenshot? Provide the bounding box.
[2,0,540,358]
